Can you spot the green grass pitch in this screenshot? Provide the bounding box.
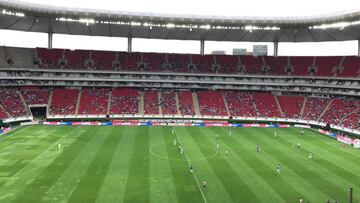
[0,125,359,203]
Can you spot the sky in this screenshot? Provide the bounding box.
[0,0,359,55]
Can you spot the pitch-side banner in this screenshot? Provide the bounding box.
[354,139,360,148]
[337,135,353,145]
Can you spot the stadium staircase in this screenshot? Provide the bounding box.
[47,90,53,116]
[139,91,144,114]
[274,95,284,116]
[250,94,260,116]
[192,92,201,115]
[107,90,112,115]
[75,90,82,115]
[222,92,230,116]
[0,103,11,118]
[318,100,333,122]
[158,91,162,115]
[18,90,31,116]
[300,97,307,118]
[175,92,181,115]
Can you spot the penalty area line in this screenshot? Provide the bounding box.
[173,129,208,203]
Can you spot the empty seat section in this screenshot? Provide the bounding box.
[160,90,177,115]
[197,90,227,116]
[290,57,312,76]
[215,55,239,73]
[64,50,89,69]
[303,97,330,121]
[37,48,63,68]
[119,52,141,71]
[241,56,263,74]
[252,93,281,117]
[50,88,79,115]
[110,88,139,114]
[167,54,190,72]
[278,95,304,118]
[264,56,288,75]
[143,53,165,72]
[78,88,109,115]
[144,90,159,114]
[177,91,195,115]
[91,50,115,70]
[338,56,360,77]
[191,54,214,73]
[314,56,341,76]
[223,91,256,117]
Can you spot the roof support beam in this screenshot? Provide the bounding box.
[274,40,279,57]
[358,39,360,57]
[200,39,205,55]
[128,36,132,53]
[48,32,53,50]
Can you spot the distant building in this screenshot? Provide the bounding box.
[211,50,226,55]
[232,48,247,55]
[253,45,268,56]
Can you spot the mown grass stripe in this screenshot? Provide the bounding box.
[9,126,101,203]
[123,127,150,203]
[95,127,139,203]
[186,127,261,203]
[208,127,291,203]
[66,127,124,203]
[248,128,349,201]
[160,127,205,203]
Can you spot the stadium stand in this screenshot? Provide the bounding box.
[159,90,178,115]
[321,98,360,128]
[223,91,257,117]
[36,48,64,69]
[143,52,166,72]
[252,93,281,117]
[302,97,330,121]
[49,88,79,115]
[78,88,110,115]
[177,90,195,115]
[119,52,141,71]
[167,53,190,72]
[144,90,160,114]
[64,49,90,69]
[338,56,360,77]
[197,90,227,116]
[110,88,139,114]
[20,87,49,105]
[91,50,115,70]
[277,95,304,118]
[0,89,28,117]
[215,55,239,73]
[191,54,215,73]
[314,56,341,77]
[290,57,313,76]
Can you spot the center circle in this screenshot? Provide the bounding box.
[149,142,218,162]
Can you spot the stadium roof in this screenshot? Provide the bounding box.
[1,0,360,42]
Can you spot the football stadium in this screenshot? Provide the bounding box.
[0,0,359,202]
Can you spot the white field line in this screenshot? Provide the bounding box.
[174,129,208,203]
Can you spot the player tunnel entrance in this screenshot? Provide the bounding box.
[29,105,47,120]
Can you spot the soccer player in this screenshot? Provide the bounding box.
[216,134,219,141]
[301,129,304,135]
[180,146,184,155]
[202,180,207,189]
[274,131,277,138]
[173,139,177,146]
[299,197,304,203]
[225,150,229,157]
[256,144,260,152]
[308,152,313,159]
[228,129,232,136]
[276,164,281,174]
[216,143,219,149]
[297,143,301,148]
[57,143,63,150]
[178,145,182,153]
[189,164,193,173]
